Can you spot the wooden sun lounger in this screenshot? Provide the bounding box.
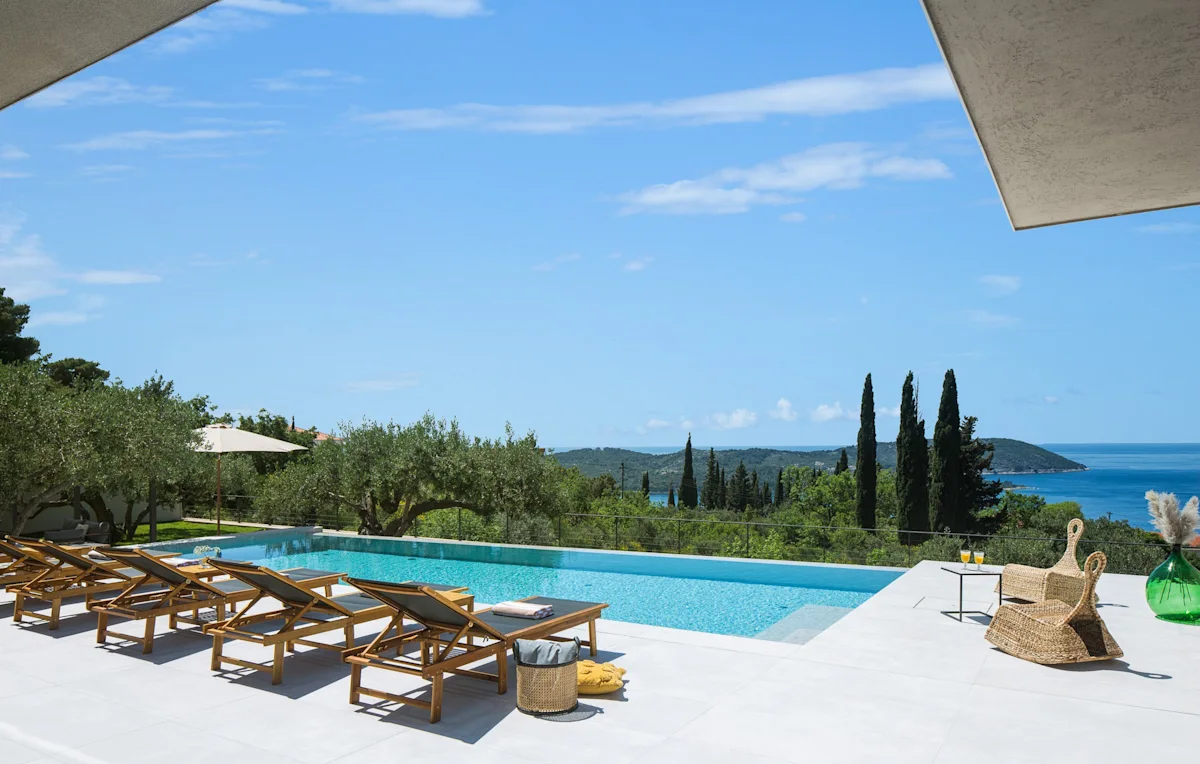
[89,548,343,654]
[203,559,397,685]
[5,538,159,629]
[0,538,64,589]
[342,578,607,723]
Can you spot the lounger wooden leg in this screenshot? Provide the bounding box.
[211,634,224,671]
[497,646,508,694]
[344,625,354,650]
[11,594,22,623]
[143,616,156,654]
[348,663,362,704]
[49,599,61,630]
[430,673,443,723]
[588,619,597,655]
[272,642,285,684]
[168,612,177,629]
[325,584,333,597]
[286,641,296,653]
[96,611,108,644]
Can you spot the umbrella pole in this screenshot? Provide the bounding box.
[216,453,222,534]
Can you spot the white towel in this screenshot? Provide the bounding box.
[492,601,553,619]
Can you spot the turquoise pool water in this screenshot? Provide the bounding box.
[157,531,899,638]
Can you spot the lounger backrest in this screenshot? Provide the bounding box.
[100,547,208,590]
[346,577,497,636]
[0,538,35,564]
[22,539,103,573]
[207,559,349,614]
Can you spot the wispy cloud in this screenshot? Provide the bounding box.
[618,143,951,216]
[877,405,901,417]
[0,145,29,160]
[0,171,32,179]
[354,64,953,134]
[324,0,487,17]
[62,128,279,152]
[80,165,135,180]
[26,296,106,328]
[344,374,420,392]
[645,418,674,430]
[78,270,162,285]
[966,309,1018,327]
[224,0,310,13]
[769,398,798,422]
[709,408,758,430]
[811,401,856,423]
[1137,222,1200,235]
[190,251,265,268]
[779,211,807,224]
[978,274,1021,296]
[623,257,653,272]
[255,69,364,92]
[156,8,272,53]
[532,253,582,272]
[24,76,172,108]
[1044,395,1060,404]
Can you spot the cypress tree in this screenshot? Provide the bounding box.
[701,448,719,508]
[961,415,1004,533]
[834,449,849,475]
[718,468,727,509]
[775,468,785,506]
[761,481,772,506]
[750,470,760,510]
[641,471,650,497]
[930,369,964,533]
[679,434,699,508]
[667,484,676,507]
[855,373,877,529]
[896,372,930,544]
[729,462,749,512]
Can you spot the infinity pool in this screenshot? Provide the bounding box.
[154,529,900,639]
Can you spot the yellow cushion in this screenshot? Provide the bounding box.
[577,659,626,694]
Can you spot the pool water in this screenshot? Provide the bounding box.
[156,531,899,639]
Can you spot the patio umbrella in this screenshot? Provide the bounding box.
[194,423,306,532]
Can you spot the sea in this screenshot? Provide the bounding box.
[574,444,1200,531]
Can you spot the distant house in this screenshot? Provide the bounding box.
[289,425,341,444]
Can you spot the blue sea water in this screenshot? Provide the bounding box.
[1012,444,1200,530]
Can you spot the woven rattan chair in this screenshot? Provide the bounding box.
[985,551,1122,665]
[995,518,1093,603]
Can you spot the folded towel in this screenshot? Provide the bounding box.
[493,601,553,619]
[87,549,109,561]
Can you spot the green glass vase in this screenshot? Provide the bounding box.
[1146,544,1200,624]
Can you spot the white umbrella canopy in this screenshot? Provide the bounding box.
[193,424,307,531]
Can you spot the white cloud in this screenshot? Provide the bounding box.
[645,418,673,430]
[811,401,857,423]
[1137,222,1200,234]
[877,405,901,417]
[710,409,758,430]
[966,309,1018,327]
[618,143,951,216]
[978,274,1021,295]
[1043,395,1060,404]
[769,398,798,422]
[80,165,135,179]
[0,145,29,160]
[779,211,807,224]
[78,270,162,285]
[354,64,953,134]
[62,128,279,152]
[345,374,420,392]
[324,0,487,16]
[0,171,31,179]
[255,69,364,92]
[25,77,173,108]
[623,257,653,272]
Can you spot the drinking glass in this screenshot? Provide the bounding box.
[974,550,986,570]
[960,549,971,569]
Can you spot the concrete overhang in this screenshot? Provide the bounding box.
[921,0,1200,230]
[0,0,219,111]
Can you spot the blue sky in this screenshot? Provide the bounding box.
[2,0,1199,448]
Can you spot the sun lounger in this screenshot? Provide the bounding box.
[203,559,396,685]
[342,578,607,723]
[5,538,163,629]
[0,538,66,589]
[89,548,343,654]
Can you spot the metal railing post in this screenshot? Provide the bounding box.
[614,517,620,549]
[558,513,563,546]
[457,506,463,540]
[505,513,511,544]
[677,518,682,554]
[745,521,751,557]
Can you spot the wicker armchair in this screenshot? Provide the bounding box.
[985,551,1121,664]
[995,518,1092,603]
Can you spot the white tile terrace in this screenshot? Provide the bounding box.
[0,559,1193,764]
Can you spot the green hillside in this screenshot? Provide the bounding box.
[552,440,1084,493]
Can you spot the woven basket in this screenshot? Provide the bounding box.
[514,640,578,715]
[986,551,1122,665]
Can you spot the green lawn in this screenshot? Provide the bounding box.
[117,521,260,546]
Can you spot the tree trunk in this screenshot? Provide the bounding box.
[383,499,479,538]
[356,491,382,535]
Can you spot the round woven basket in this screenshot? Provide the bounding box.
[514,641,579,715]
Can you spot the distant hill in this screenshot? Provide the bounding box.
[551,440,1085,493]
